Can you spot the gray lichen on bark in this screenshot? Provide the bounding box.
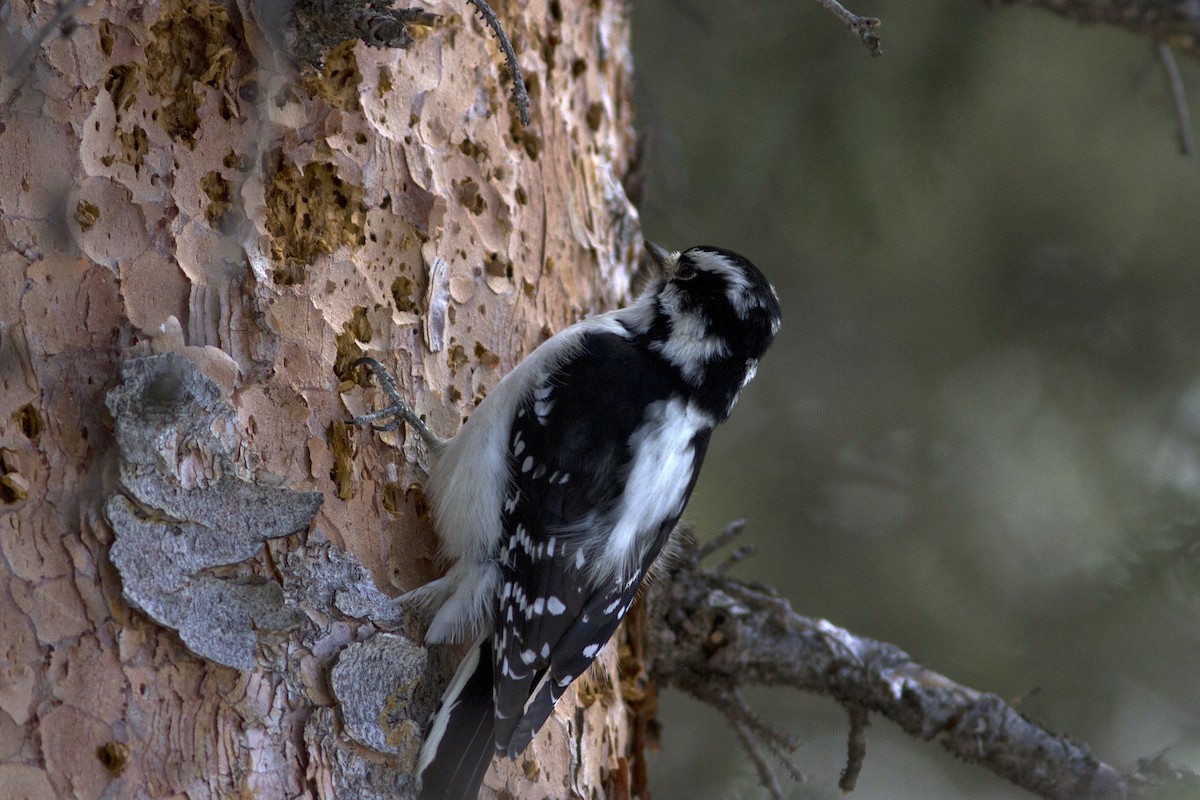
[105,354,321,669]
[103,352,436,796]
[331,633,429,758]
[1,0,642,792]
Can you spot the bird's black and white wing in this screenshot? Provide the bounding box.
[418,329,712,797]
[493,328,712,755]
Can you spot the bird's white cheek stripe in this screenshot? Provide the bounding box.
[651,289,729,385]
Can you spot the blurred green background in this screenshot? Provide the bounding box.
[629,2,1200,798]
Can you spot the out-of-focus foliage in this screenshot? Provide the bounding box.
[631,2,1200,798]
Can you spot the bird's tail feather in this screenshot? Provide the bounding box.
[418,636,496,800]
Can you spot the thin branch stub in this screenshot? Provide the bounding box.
[816,0,883,56]
[466,0,531,125]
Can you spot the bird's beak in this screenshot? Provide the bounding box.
[644,240,676,275]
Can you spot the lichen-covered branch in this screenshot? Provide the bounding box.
[642,525,1200,800]
[286,0,441,64]
[987,0,1200,60]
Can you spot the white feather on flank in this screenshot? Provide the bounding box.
[551,397,712,585]
[418,631,486,779]
[415,560,501,645]
[601,397,710,579]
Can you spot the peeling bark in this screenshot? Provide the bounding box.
[0,0,641,797]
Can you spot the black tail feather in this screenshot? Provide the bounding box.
[418,639,496,800]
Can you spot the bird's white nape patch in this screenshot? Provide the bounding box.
[686,248,770,320]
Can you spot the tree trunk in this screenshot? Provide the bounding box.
[0,0,642,797]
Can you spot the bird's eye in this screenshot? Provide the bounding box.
[675,263,697,281]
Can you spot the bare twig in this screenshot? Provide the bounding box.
[1158,42,1194,156]
[730,715,787,799]
[815,0,883,56]
[465,0,531,125]
[685,670,807,795]
[644,526,1200,800]
[696,517,747,561]
[346,357,446,450]
[695,683,801,753]
[839,704,869,792]
[712,543,756,574]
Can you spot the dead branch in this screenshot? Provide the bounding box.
[840,703,869,793]
[987,0,1200,61]
[642,524,1200,800]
